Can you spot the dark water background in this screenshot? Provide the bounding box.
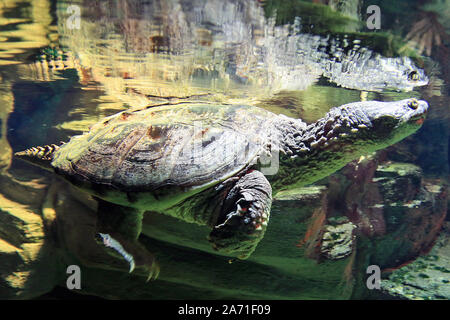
[0,0,448,300]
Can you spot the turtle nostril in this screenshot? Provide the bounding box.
[407,99,419,110]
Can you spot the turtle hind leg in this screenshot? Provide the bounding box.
[208,170,272,260]
[95,199,159,281]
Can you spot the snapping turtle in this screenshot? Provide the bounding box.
[15,98,428,280]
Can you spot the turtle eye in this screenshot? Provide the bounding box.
[408,71,419,81]
[407,99,419,110]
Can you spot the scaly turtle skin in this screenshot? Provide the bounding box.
[15,98,429,280]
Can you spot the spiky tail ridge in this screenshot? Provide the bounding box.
[14,144,60,171]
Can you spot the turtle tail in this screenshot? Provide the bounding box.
[14,144,60,171]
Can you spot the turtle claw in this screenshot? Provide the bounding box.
[146,262,160,282]
[125,246,159,281]
[129,256,159,282]
[208,170,272,259]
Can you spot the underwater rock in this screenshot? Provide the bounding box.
[323,157,448,300]
[275,186,328,261]
[381,222,450,300]
[320,217,356,260]
[0,182,58,299]
[373,162,423,204]
[327,157,447,270]
[372,174,447,269]
[327,155,386,238]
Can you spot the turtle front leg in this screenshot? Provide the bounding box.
[208,170,272,259]
[95,199,159,281]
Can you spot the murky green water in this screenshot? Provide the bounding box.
[0,0,448,300]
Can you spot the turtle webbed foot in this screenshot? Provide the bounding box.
[96,233,159,281]
[208,170,272,259]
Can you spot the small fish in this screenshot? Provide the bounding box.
[97,233,135,273]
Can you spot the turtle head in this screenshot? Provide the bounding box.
[333,98,429,150]
[375,57,429,91]
[272,98,429,191]
[335,56,429,91]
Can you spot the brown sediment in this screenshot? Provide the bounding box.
[147,125,162,139]
[298,204,327,260]
[120,112,133,121]
[343,249,357,285]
